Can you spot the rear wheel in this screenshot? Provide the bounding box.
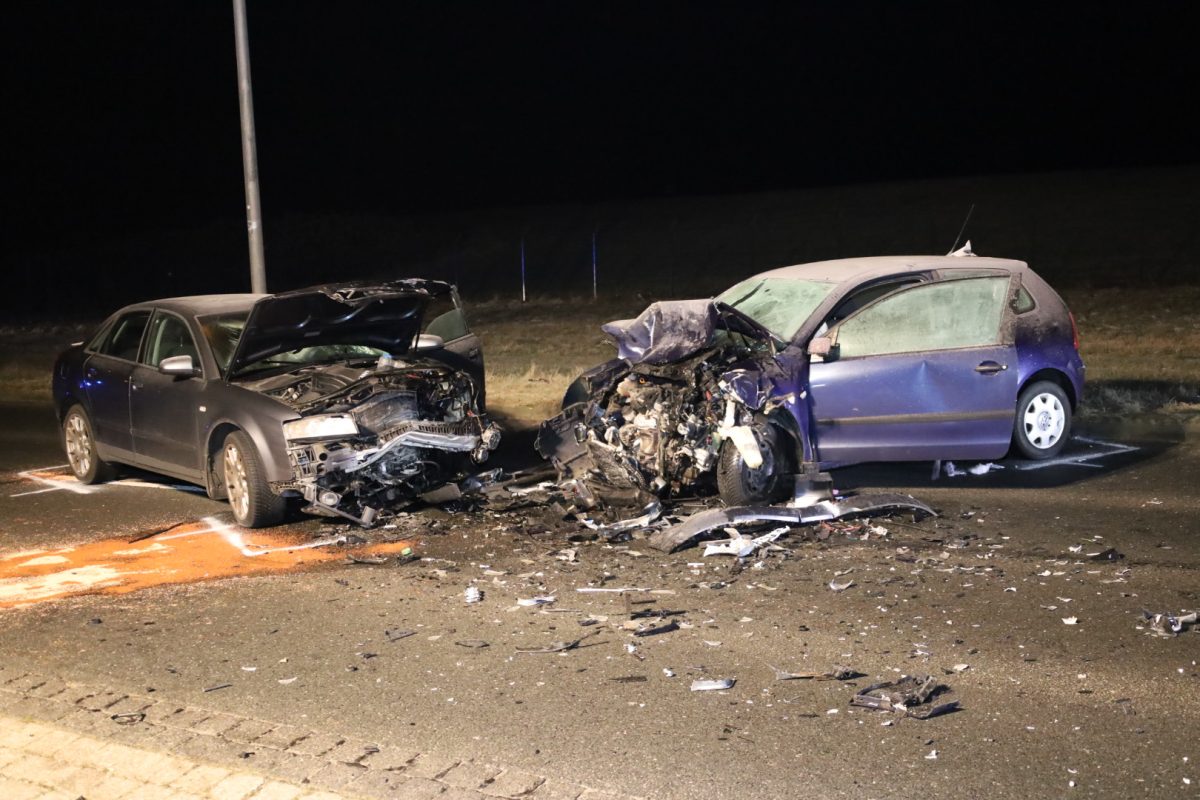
[1012,380,1071,459]
[222,431,286,528]
[717,424,792,506]
[62,405,116,484]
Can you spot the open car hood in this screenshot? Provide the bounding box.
[601,299,776,365]
[227,280,449,378]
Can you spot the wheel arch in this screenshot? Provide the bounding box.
[1019,368,1077,410]
[204,422,242,499]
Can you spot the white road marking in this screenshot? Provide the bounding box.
[159,517,346,557]
[9,465,206,497]
[1011,436,1139,471]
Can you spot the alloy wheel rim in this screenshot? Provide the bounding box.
[224,443,250,520]
[1022,392,1065,449]
[65,414,91,477]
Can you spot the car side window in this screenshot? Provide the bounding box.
[421,293,470,342]
[833,277,1009,358]
[94,311,151,361]
[143,313,200,369]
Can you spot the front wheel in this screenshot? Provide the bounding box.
[716,424,792,506]
[1012,380,1071,459]
[62,405,116,484]
[222,431,286,528]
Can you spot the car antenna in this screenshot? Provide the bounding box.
[947,203,976,255]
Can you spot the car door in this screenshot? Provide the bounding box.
[807,275,1018,463]
[129,310,206,480]
[82,310,151,459]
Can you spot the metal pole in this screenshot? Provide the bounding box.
[233,0,267,293]
[520,236,527,302]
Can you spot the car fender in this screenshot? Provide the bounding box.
[202,386,297,485]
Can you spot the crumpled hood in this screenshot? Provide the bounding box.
[228,280,448,378]
[601,300,719,365]
[601,299,775,365]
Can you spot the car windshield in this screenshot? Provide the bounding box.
[200,313,386,377]
[715,277,837,341]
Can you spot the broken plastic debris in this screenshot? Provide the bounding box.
[850,674,959,719]
[1142,609,1197,638]
[277,677,298,685]
[1062,616,1079,625]
[702,527,787,558]
[515,630,599,654]
[464,586,483,604]
[829,579,855,592]
[943,461,1003,477]
[690,679,735,691]
[771,665,858,681]
[1088,548,1124,561]
[517,595,557,607]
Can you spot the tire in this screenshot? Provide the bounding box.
[61,405,116,484]
[717,424,792,506]
[1012,380,1071,459]
[221,431,286,528]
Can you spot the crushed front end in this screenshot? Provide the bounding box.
[264,357,500,524]
[536,300,792,511]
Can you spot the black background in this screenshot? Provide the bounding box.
[8,1,1199,308]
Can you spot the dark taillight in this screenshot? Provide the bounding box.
[1068,311,1081,351]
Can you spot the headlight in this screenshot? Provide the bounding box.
[282,414,359,441]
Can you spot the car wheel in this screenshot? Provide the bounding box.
[222,431,286,528]
[62,405,116,484]
[1012,380,1071,459]
[717,424,792,506]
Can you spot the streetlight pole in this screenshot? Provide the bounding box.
[233,0,267,293]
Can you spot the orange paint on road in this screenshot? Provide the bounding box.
[0,518,414,609]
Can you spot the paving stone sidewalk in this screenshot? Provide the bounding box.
[1,667,636,800]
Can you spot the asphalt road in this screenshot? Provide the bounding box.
[1,401,1197,799]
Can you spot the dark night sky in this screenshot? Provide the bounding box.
[9,1,1199,257]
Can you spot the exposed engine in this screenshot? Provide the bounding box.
[257,356,500,523]
[538,347,758,503]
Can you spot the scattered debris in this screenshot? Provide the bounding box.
[828,579,855,592]
[346,553,388,565]
[849,675,959,719]
[943,462,1003,477]
[464,586,483,604]
[702,527,787,557]
[516,631,599,654]
[110,712,145,725]
[648,496,935,553]
[385,629,416,642]
[771,665,859,681]
[203,683,232,693]
[690,679,736,691]
[278,677,298,685]
[1142,610,1198,638]
[1088,548,1124,562]
[1063,617,1079,625]
[517,595,557,607]
[455,639,490,648]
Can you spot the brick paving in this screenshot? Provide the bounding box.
[0,667,640,800]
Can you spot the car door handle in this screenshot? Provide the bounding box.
[86,367,99,379]
[974,361,1007,375]
[130,379,143,391]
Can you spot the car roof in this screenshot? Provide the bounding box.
[121,294,265,316]
[757,255,1029,284]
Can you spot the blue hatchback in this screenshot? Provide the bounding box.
[538,252,1084,505]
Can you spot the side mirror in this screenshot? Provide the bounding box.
[807,336,833,357]
[414,333,444,350]
[159,354,197,377]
